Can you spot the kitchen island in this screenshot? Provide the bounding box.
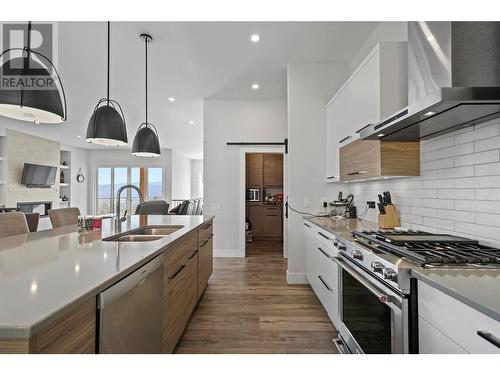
[0,215,214,353]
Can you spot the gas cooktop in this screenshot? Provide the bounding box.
[352,230,500,267]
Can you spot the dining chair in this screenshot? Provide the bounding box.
[48,207,81,228]
[0,212,30,238]
[135,201,170,215]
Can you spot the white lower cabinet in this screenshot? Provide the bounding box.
[304,221,340,327]
[418,281,500,354]
[418,317,467,354]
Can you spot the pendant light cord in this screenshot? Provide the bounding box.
[145,35,148,125]
[107,21,110,104]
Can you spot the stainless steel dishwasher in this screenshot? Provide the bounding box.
[97,255,164,353]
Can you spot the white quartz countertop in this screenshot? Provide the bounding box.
[0,215,213,338]
[412,269,500,322]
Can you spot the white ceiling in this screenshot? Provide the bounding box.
[0,22,378,159]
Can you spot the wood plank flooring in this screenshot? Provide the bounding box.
[175,240,337,354]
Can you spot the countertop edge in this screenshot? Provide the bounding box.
[411,269,500,323]
[0,216,214,339]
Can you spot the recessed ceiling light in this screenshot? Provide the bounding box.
[168,97,175,102]
[250,34,260,43]
[189,120,194,125]
[424,111,435,116]
[377,133,385,137]
[252,83,259,90]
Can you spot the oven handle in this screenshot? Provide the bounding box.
[333,337,351,354]
[331,256,403,308]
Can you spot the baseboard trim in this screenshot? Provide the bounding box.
[286,271,308,284]
[213,248,245,258]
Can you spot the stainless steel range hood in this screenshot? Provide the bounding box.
[360,22,500,140]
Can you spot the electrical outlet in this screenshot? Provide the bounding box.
[367,201,376,209]
[304,197,311,208]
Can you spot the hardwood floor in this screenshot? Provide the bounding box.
[175,240,337,354]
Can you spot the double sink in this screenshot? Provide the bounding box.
[103,225,184,242]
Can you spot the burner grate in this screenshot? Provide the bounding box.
[352,230,500,266]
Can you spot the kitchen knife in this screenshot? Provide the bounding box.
[377,203,385,214]
[378,194,384,206]
[386,191,392,205]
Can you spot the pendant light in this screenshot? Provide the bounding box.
[0,21,67,124]
[132,33,161,157]
[86,22,128,146]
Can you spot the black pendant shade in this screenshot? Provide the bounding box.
[132,123,161,157]
[86,22,128,147]
[86,99,128,146]
[0,22,67,124]
[132,33,161,157]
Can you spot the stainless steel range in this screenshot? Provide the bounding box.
[332,229,500,354]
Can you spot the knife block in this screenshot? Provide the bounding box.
[378,204,400,229]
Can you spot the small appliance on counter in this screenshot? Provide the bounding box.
[329,192,354,217]
[246,188,260,202]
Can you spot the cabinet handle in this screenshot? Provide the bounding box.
[339,136,351,144]
[188,250,199,260]
[347,171,367,176]
[200,239,209,248]
[355,123,373,134]
[317,247,332,259]
[168,264,186,279]
[318,275,332,292]
[304,223,312,228]
[318,231,331,241]
[477,331,500,349]
[326,176,338,180]
[267,214,278,217]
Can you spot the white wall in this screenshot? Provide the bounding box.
[348,22,407,74]
[191,159,203,198]
[203,100,287,257]
[286,62,349,283]
[87,148,173,214]
[172,150,192,200]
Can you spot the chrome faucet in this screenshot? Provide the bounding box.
[115,184,144,230]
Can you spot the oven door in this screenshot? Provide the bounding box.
[332,255,409,354]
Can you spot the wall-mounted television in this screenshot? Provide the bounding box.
[21,163,57,188]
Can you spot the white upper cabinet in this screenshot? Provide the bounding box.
[325,42,407,181]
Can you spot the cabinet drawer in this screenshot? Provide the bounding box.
[164,231,198,271]
[418,281,500,354]
[418,317,467,354]
[312,225,336,253]
[198,220,213,245]
[163,250,198,353]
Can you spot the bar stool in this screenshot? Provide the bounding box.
[48,207,81,228]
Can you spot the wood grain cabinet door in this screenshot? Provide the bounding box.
[247,204,263,236]
[246,153,263,187]
[197,236,213,300]
[263,154,277,187]
[34,298,96,354]
[275,155,283,186]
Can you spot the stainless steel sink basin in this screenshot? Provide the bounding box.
[112,235,165,242]
[130,226,184,236]
[103,225,184,242]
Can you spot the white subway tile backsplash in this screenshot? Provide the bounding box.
[454,150,499,167]
[476,212,500,227]
[337,119,500,244]
[475,135,500,152]
[423,198,454,209]
[475,188,500,200]
[475,162,500,176]
[437,189,474,200]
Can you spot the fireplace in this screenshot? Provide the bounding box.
[17,201,52,217]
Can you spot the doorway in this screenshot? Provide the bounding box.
[244,152,284,258]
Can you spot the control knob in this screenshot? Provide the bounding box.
[382,268,398,282]
[337,242,346,251]
[351,249,363,260]
[371,261,385,273]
